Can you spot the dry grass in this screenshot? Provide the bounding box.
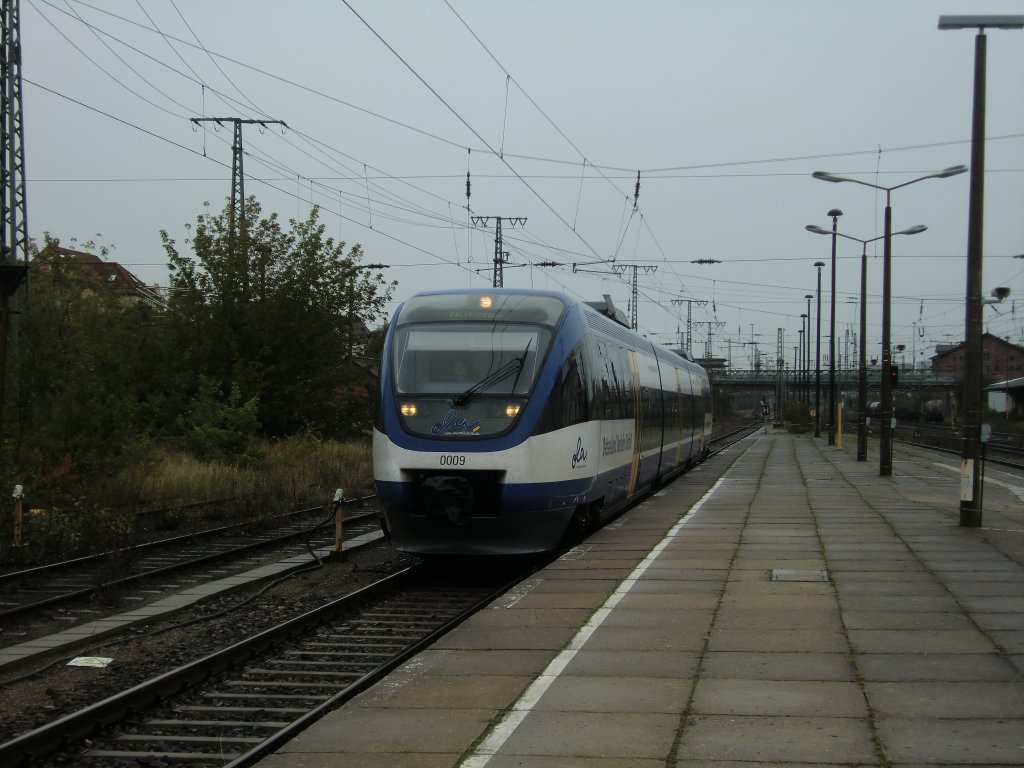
[6,438,375,563]
[128,437,374,510]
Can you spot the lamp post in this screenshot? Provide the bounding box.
[813,262,825,437]
[812,165,966,476]
[806,224,927,462]
[825,210,843,445]
[804,295,812,405]
[939,14,1023,526]
[798,319,806,404]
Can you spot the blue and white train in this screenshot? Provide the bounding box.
[373,289,712,555]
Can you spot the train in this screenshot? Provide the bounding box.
[372,288,713,555]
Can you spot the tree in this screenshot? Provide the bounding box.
[161,200,395,437]
[9,235,177,501]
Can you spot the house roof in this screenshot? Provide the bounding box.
[985,376,1024,391]
[930,333,1024,361]
[35,244,165,307]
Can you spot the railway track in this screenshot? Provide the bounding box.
[889,422,1024,471]
[0,561,530,768]
[708,420,764,454]
[0,498,381,630]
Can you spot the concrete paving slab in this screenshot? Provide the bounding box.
[834,581,950,597]
[560,649,699,679]
[613,591,721,610]
[715,580,832,595]
[486,757,664,768]
[531,675,692,713]
[692,679,868,717]
[839,595,962,612]
[675,714,877,763]
[991,630,1024,654]
[672,763,878,768]
[946,582,1024,596]
[708,628,849,653]
[712,607,845,631]
[496,710,678,759]
[582,624,711,652]
[876,718,1024,764]
[716,593,839,611]
[960,596,1024,613]
[700,651,856,681]
[857,652,1020,685]
[841,611,977,630]
[598,607,715,629]
[864,681,1024,718]
[848,629,998,655]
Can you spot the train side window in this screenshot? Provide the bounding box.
[536,339,589,434]
[594,340,615,420]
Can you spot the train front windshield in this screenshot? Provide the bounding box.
[390,293,566,438]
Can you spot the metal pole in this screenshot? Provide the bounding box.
[857,244,868,461]
[799,322,805,404]
[815,265,823,438]
[961,29,987,526]
[880,199,893,476]
[806,295,812,405]
[828,210,842,445]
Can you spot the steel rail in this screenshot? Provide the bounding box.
[0,562,525,767]
[0,507,380,621]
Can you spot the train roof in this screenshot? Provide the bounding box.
[398,288,703,371]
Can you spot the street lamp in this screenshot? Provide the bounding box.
[799,318,806,405]
[804,294,813,405]
[816,210,843,446]
[806,224,927,462]
[812,165,966,476]
[939,14,1023,527]
[813,262,825,438]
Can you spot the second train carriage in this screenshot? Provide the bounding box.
[372,289,712,555]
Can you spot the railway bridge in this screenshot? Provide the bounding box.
[710,368,958,417]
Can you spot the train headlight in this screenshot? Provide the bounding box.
[400,403,418,417]
[479,296,493,308]
[505,403,521,418]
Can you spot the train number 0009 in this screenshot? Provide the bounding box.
[439,455,466,466]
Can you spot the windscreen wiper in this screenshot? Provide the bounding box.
[509,338,533,394]
[452,357,523,407]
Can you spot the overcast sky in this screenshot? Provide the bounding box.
[22,0,1024,370]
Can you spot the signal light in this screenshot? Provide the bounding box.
[889,367,899,386]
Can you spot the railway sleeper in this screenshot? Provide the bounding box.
[176,704,308,715]
[198,691,329,701]
[220,680,354,690]
[107,734,265,745]
[243,671,364,684]
[146,718,292,729]
[81,753,243,765]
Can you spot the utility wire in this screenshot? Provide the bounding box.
[339,0,609,266]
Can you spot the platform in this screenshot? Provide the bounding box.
[254,430,1024,768]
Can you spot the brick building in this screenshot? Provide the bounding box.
[34,244,165,308]
[930,333,1024,380]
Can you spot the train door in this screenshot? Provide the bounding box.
[627,350,642,495]
[672,367,684,469]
